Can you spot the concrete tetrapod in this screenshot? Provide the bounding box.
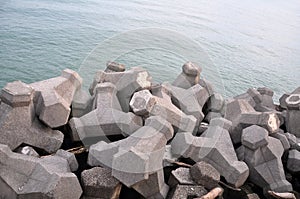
[285,94,300,137]
[237,125,292,195]
[30,69,82,128]
[0,144,82,199]
[69,82,143,146]
[88,116,174,199]
[0,81,63,153]
[171,118,249,188]
[89,66,152,112]
[130,89,197,133]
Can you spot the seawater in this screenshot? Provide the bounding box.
[1,0,300,101]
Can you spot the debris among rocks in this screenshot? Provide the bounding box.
[0,63,299,199]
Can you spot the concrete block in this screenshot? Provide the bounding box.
[0,144,82,198]
[168,167,195,187]
[172,62,202,89]
[240,128,293,194]
[0,81,63,153]
[15,146,39,157]
[287,149,300,173]
[81,167,122,199]
[206,93,225,113]
[190,161,220,190]
[30,69,82,128]
[72,88,92,117]
[257,87,276,110]
[285,94,300,137]
[105,61,125,72]
[55,149,79,172]
[204,111,222,123]
[167,185,207,199]
[171,118,249,188]
[241,125,269,150]
[89,67,152,112]
[270,132,290,151]
[69,82,143,146]
[284,132,300,150]
[130,89,197,132]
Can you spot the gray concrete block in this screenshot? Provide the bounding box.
[30,69,82,128]
[0,144,82,198]
[204,111,222,123]
[15,146,39,158]
[286,94,300,137]
[171,118,249,188]
[72,88,92,117]
[241,125,269,150]
[89,67,152,112]
[172,62,202,89]
[130,89,197,133]
[206,93,225,113]
[168,167,195,187]
[270,132,290,151]
[279,93,290,109]
[0,81,63,153]
[105,61,125,73]
[287,149,300,173]
[69,82,143,146]
[167,185,207,199]
[81,167,122,199]
[240,128,293,194]
[190,161,220,190]
[55,149,79,172]
[284,132,300,150]
[257,87,275,110]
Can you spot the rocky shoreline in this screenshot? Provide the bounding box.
[0,61,299,199]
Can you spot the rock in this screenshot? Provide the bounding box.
[105,61,125,72]
[69,82,143,146]
[81,167,122,199]
[171,118,249,188]
[287,149,300,173]
[172,62,202,89]
[168,167,195,187]
[167,185,207,199]
[0,81,63,153]
[0,144,82,198]
[88,116,172,197]
[190,161,220,190]
[55,149,79,172]
[71,88,92,117]
[285,94,300,137]
[89,66,152,112]
[130,89,197,132]
[30,69,82,128]
[239,125,292,194]
[15,146,39,157]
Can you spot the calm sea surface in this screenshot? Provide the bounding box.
[1,0,300,100]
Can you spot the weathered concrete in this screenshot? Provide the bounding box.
[89,66,152,112]
[279,87,300,109]
[15,146,40,158]
[130,89,197,132]
[171,118,249,188]
[168,167,195,187]
[190,161,220,190]
[256,87,276,111]
[0,144,82,198]
[55,149,79,172]
[270,131,290,151]
[238,125,292,194]
[284,132,300,150]
[105,61,126,73]
[234,88,262,108]
[69,82,143,146]
[0,81,64,153]
[287,149,300,173]
[172,61,202,89]
[167,185,207,199]
[88,116,173,197]
[81,167,122,199]
[225,99,280,144]
[285,94,300,137]
[71,88,92,117]
[30,69,82,128]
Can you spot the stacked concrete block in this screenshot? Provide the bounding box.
[171,118,249,188]
[167,185,207,199]
[72,88,92,117]
[256,87,276,111]
[225,99,280,144]
[205,93,226,121]
[81,167,122,199]
[190,161,220,189]
[270,131,290,151]
[234,88,262,108]
[285,94,300,137]
[0,144,82,198]
[88,116,173,198]
[285,133,300,150]
[89,66,152,112]
[105,61,126,73]
[130,89,197,132]
[287,149,300,173]
[55,149,79,172]
[0,81,64,153]
[172,61,202,89]
[238,125,292,194]
[279,87,300,109]
[168,167,195,187]
[30,69,82,128]
[69,82,143,146]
